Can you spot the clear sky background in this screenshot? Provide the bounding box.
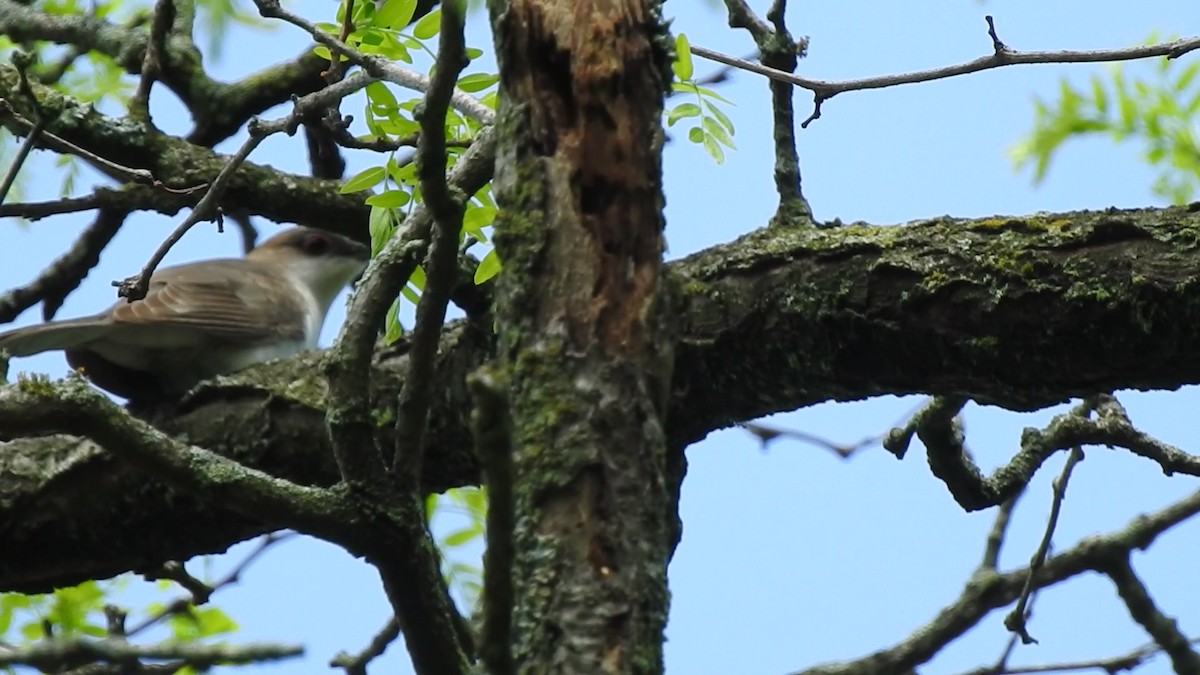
[3,1,1199,673]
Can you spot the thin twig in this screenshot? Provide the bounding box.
[129,533,294,637]
[251,0,494,126]
[330,617,400,675]
[131,0,176,120]
[113,129,264,301]
[0,206,125,323]
[0,114,43,204]
[0,99,172,188]
[115,71,377,301]
[1004,446,1085,644]
[690,26,1200,127]
[0,52,47,204]
[392,0,470,475]
[979,488,1025,572]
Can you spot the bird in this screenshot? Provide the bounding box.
[0,227,369,401]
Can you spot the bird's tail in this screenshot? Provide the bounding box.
[0,317,111,357]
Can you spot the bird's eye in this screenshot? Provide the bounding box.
[301,233,331,256]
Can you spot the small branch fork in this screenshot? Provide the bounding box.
[789,487,1200,675]
[691,16,1200,127]
[0,207,125,323]
[719,0,812,226]
[114,70,377,301]
[883,394,1200,511]
[0,534,296,672]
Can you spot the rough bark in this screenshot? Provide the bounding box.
[487,0,674,672]
[3,204,1200,592]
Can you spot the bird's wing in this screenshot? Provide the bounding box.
[0,316,114,357]
[106,259,308,346]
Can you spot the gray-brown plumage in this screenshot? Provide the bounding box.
[0,227,368,401]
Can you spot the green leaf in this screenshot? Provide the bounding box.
[1175,61,1200,93]
[366,190,412,208]
[374,0,416,29]
[693,85,734,105]
[466,47,484,60]
[702,132,725,164]
[402,285,421,305]
[457,73,499,92]
[412,8,441,39]
[474,249,502,284]
[462,203,496,238]
[673,33,693,81]
[193,606,238,637]
[1090,76,1108,116]
[687,126,705,143]
[666,102,701,126]
[312,45,347,62]
[341,166,387,193]
[369,205,398,256]
[442,527,482,547]
[385,298,405,344]
[704,99,735,134]
[409,265,426,291]
[366,81,400,111]
[703,116,736,149]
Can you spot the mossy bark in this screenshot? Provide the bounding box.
[488,0,676,672]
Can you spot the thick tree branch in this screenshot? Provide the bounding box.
[0,63,371,238]
[0,377,351,531]
[7,206,1200,590]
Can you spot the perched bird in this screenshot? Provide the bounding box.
[0,227,369,401]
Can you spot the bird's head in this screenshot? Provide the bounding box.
[249,227,370,310]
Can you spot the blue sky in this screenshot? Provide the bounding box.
[3,1,1199,673]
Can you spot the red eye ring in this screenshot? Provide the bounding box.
[302,233,331,255]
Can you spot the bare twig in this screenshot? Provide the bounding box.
[251,0,495,126]
[0,206,125,323]
[0,98,186,189]
[979,489,1025,572]
[791,489,1200,675]
[717,0,810,226]
[131,0,176,120]
[0,53,47,204]
[113,130,262,301]
[884,394,1199,512]
[330,616,401,675]
[1004,446,1084,644]
[115,71,377,301]
[963,636,1200,674]
[0,113,43,204]
[741,401,925,459]
[690,24,1200,127]
[129,533,294,637]
[1103,556,1200,673]
[392,0,470,475]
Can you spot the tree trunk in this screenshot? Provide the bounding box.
[489,1,675,672]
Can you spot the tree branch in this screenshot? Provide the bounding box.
[791,488,1200,675]
[8,207,1200,589]
[0,207,124,323]
[690,27,1200,127]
